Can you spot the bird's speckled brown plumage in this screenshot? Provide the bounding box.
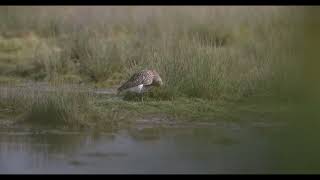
[118,69,163,93]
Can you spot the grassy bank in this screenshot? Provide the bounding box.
[0,7,303,99]
[0,83,297,131]
[0,6,304,129]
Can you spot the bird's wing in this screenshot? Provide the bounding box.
[118,71,153,91]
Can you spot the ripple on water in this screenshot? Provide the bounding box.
[83,152,128,158]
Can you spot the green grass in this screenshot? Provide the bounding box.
[0,83,296,131]
[0,7,303,100]
[95,93,296,126]
[0,85,120,130]
[0,7,305,130]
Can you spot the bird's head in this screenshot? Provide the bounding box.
[151,70,163,87]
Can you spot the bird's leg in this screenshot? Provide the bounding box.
[141,94,144,103]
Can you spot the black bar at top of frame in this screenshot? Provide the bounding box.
[0,0,319,6]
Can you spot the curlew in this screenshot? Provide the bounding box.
[117,69,163,101]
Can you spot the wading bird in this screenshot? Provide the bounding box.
[117,69,163,101]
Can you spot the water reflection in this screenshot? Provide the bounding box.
[0,124,274,174]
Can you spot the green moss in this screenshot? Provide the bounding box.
[94,94,294,125]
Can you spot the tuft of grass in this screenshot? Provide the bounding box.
[23,91,89,125]
[0,85,120,130]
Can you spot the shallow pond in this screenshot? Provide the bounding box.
[0,122,281,174]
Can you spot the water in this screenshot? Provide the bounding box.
[0,122,279,174]
[0,83,286,173]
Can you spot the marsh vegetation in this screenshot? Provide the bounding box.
[0,6,303,129]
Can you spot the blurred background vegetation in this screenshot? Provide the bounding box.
[268,7,320,173]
